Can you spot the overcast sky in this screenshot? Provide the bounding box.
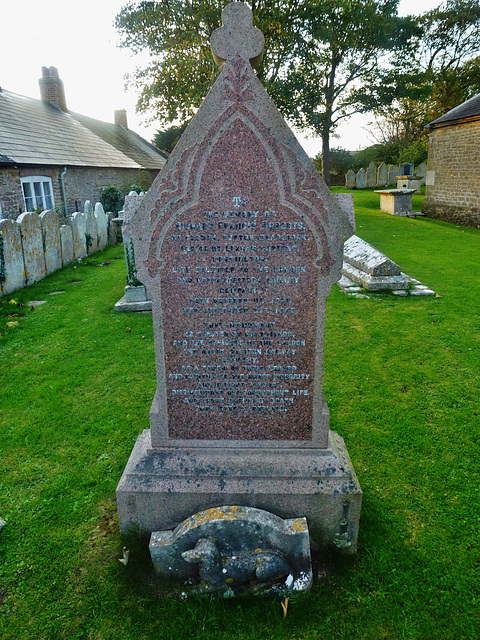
[1,0,443,156]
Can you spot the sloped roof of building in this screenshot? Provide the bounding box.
[427,93,480,128]
[0,88,167,169]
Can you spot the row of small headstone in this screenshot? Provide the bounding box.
[0,201,116,296]
[345,162,427,189]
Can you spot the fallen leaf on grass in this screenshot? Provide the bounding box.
[281,597,289,618]
[119,548,130,566]
[125,327,131,333]
[6,321,19,328]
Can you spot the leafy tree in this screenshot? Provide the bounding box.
[115,1,301,124]
[115,1,418,186]
[366,0,480,157]
[270,0,419,184]
[153,122,189,153]
[313,147,353,176]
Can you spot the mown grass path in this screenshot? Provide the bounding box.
[1,192,479,639]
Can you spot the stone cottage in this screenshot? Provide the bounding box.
[0,67,168,220]
[422,94,480,227]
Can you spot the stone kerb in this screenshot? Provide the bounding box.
[84,201,98,254]
[356,167,366,189]
[94,203,108,250]
[17,211,46,285]
[366,162,376,188]
[60,224,74,265]
[40,210,62,274]
[68,212,87,260]
[0,219,26,295]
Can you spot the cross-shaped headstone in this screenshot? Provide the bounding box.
[210,2,264,68]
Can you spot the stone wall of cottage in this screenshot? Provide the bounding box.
[0,166,158,220]
[422,119,480,228]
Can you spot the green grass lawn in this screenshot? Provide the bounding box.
[1,191,479,639]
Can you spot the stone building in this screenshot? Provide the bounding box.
[0,67,167,220]
[422,94,480,227]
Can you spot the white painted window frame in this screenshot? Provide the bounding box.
[21,176,55,212]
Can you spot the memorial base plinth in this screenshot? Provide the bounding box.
[116,429,362,554]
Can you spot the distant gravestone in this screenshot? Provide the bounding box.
[117,2,361,555]
[356,167,366,189]
[377,162,388,187]
[84,201,98,254]
[59,224,74,265]
[366,162,376,188]
[94,203,108,251]
[387,164,399,186]
[114,192,152,312]
[0,219,26,295]
[345,169,356,189]
[40,210,62,274]
[68,212,87,260]
[401,162,414,176]
[17,211,46,285]
[416,162,427,184]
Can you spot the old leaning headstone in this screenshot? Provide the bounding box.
[84,201,98,254]
[377,162,388,187]
[366,162,376,188]
[17,211,46,286]
[0,219,26,295]
[40,210,62,274]
[117,2,361,553]
[59,224,74,266]
[355,167,366,189]
[345,169,356,189]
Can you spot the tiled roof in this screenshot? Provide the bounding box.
[427,93,480,128]
[0,88,167,169]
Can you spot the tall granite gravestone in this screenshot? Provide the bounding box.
[117,2,362,552]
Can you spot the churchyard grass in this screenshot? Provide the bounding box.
[1,191,479,639]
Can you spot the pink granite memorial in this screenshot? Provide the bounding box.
[117,2,361,552]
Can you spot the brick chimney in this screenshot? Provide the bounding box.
[39,66,67,111]
[114,109,128,129]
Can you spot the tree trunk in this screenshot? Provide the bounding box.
[322,128,331,187]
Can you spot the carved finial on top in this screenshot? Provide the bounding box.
[210,2,264,69]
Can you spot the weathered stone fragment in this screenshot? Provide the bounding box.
[150,505,312,596]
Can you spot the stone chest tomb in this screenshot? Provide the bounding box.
[117,2,361,553]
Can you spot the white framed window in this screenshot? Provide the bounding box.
[21,176,55,212]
